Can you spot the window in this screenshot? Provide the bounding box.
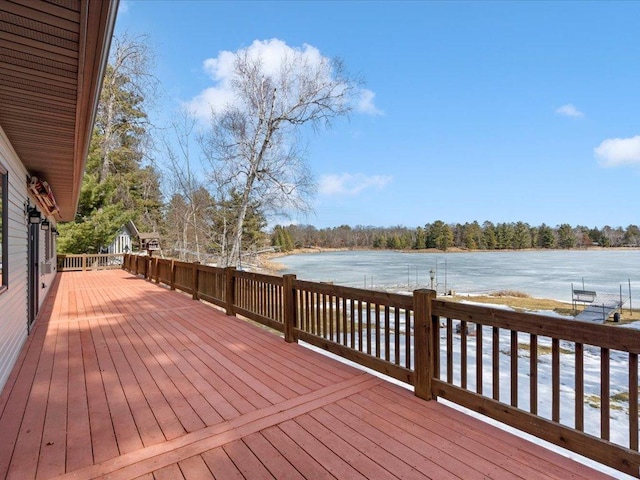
[0,163,7,291]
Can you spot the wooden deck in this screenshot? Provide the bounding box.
[0,270,615,480]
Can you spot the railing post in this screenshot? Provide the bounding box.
[414,289,437,400]
[170,259,176,290]
[154,257,160,283]
[225,267,236,316]
[283,274,297,343]
[82,254,87,272]
[192,262,200,300]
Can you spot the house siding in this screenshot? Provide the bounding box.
[0,127,56,393]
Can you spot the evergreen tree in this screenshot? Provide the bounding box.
[413,226,426,249]
[538,224,556,248]
[557,224,576,249]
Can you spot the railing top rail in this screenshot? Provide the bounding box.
[295,278,414,309]
[433,299,640,353]
[196,264,224,275]
[234,269,284,286]
[58,253,122,258]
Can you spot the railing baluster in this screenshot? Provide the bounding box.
[530,334,538,414]
[476,325,483,395]
[375,304,381,358]
[511,330,518,407]
[384,305,390,362]
[552,338,560,422]
[321,293,327,338]
[334,295,343,343]
[329,294,334,342]
[447,318,453,383]
[342,296,348,346]
[405,309,411,369]
[601,347,610,441]
[575,342,584,431]
[350,299,355,350]
[461,320,467,389]
[366,302,372,355]
[357,300,363,352]
[630,352,638,451]
[493,326,499,401]
[394,307,400,365]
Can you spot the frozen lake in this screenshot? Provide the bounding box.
[276,249,640,302]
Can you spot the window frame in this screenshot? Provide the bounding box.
[0,162,7,293]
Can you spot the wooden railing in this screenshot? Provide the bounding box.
[119,253,640,477]
[57,253,124,271]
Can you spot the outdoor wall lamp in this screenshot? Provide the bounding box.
[27,206,42,224]
[41,220,50,231]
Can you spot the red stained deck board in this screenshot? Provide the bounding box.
[341,392,521,479]
[0,270,618,480]
[374,383,606,480]
[259,426,335,480]
[201,447,245,480]
[242,431,305,480]
[64,321,93,472]
[133,312,249,422]
[223,439,276,479]
[176,455,215,480]
[308,407,428,480]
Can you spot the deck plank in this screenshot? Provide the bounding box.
[0,270,618,480]
[64,321,93,472]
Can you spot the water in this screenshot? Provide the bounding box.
[276,249,640,302]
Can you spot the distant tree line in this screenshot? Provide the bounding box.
[272,222,640,252]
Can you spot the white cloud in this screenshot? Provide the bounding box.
[357,89,384,116]
[555,104,584,118]
[319,173,392,196]
[594,135,640,167]
[185,38,381,119]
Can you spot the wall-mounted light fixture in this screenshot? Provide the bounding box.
[41,220,50,231]
[27,206,42,224]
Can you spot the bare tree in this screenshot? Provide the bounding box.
[198,45,360,266]
[96,33,157,183]
[162,112,210,261]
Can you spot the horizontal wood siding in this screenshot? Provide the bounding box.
[0,126,29,392]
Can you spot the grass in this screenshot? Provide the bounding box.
[584,391,640,412]
[515,342,573,356]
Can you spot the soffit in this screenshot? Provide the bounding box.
[0,0,118,220]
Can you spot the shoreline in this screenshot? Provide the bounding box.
[258,245,640,272]
[253,247,640,323]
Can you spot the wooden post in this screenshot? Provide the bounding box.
[414,289,437,400]
[170,259,176,290]
[283,274,297,343]
[192,262,200,300]
[151,257,160,284]
[225,267,236,316]
[82,254,87,272]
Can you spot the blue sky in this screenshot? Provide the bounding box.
[115,1,640,230]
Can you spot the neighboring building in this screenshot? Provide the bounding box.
[0,1,118,392]
[106,221,161,255]
[107,220,137,254]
